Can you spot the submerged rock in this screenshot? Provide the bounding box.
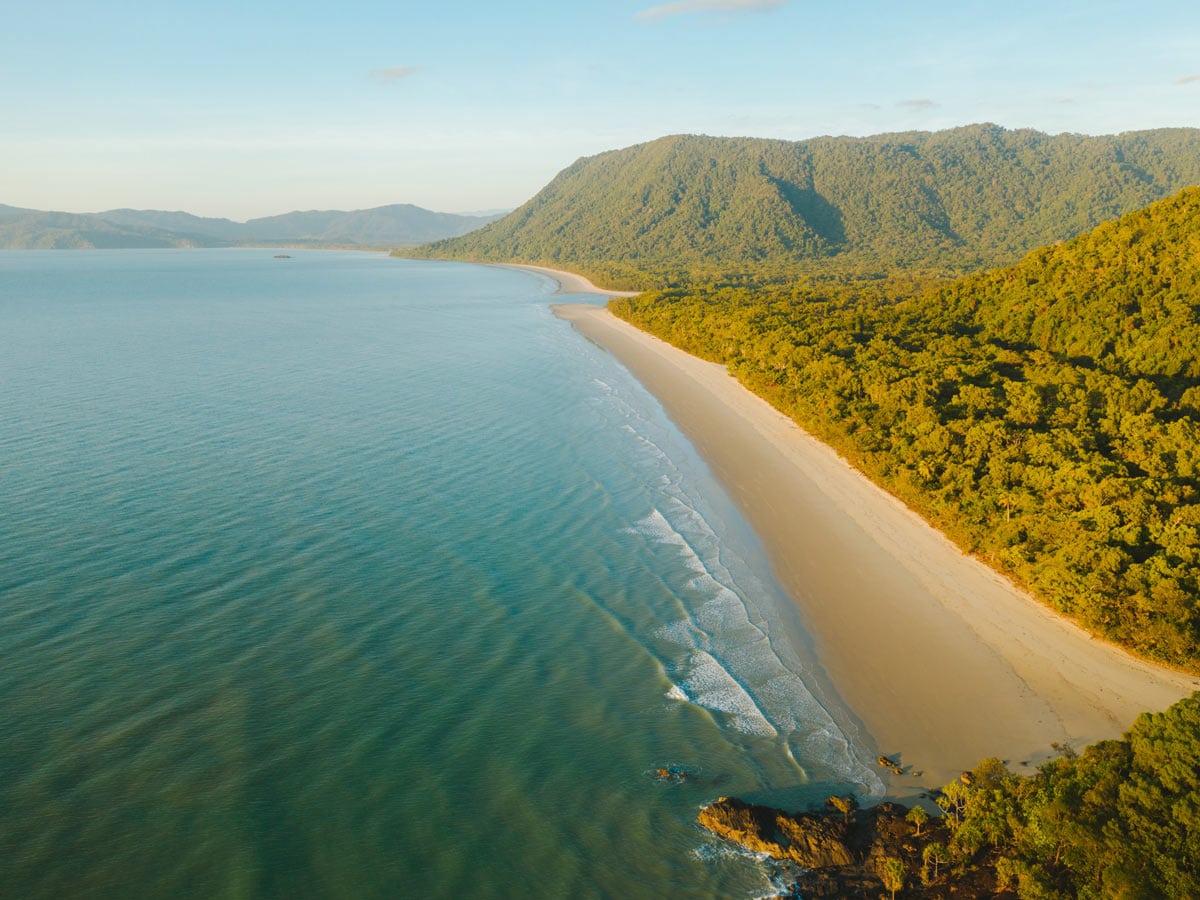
[654,766,690,781]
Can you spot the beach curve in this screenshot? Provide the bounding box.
[553,301,1199,798]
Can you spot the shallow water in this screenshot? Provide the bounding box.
[0,249,877,898]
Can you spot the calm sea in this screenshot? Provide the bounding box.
[0,249,877,898]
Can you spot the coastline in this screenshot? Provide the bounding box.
[553,301,1199,799]
[492,263,641,298]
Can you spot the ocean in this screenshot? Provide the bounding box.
[0,249,878,898]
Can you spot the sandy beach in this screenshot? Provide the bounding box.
[494,263,641,298]
[553,301,1199,798]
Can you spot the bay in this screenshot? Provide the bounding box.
[0,249,876,898]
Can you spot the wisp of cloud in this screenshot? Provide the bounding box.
[636,0,785,23]
[371,66,419,81]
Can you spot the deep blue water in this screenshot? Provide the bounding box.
[0,249,877,898]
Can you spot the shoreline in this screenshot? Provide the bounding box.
[553,301,1199,801]
[491,263,641,298]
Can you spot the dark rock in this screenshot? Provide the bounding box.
[697,797,853,868]
[654,766,689,781]
[698,794,1011,898]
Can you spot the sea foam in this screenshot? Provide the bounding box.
[593,340,883,795]
[634,500,881,793]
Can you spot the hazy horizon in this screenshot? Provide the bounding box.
[0,200,511,221]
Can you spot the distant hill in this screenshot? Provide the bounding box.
[0,203,39,222]
[0,211,193,249]
[614,186,1200,669]
[240,204,500,245]
[410,124,1200,282]
[95,209,249,242]
[0,204,502,249]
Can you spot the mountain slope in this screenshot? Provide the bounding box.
[613,187,1200,669]
[96,209,248,242]
[933,185,1200,382]
[412,125,1200,279]
[0,203,39,222]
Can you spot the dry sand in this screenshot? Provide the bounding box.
[554,302,1199,797]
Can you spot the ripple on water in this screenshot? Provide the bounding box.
[0,251,871,899]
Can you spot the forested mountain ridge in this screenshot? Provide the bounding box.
[933,186,1200,384]
[408,125,1200,286]
[613,187,1200,670]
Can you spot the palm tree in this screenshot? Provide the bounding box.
[906,804,929,836]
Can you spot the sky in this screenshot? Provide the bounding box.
[2,0,1198,220]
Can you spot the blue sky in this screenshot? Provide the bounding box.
[2,0,1198,219]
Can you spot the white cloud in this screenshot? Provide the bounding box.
[1175,74,1200,85]
[897,98,938,109]
[636,0,784,23]
[371,66,419,81]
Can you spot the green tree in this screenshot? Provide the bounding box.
[921,843,951,884]
[937,780,970,828]
[879,856,906,900]
[906,804,929,836]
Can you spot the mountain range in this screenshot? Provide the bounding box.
[410,124,1200,284]
[0,203,503,250]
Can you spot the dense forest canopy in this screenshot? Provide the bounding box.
[941,692,1200,898]
[613,188,1200,670]
[408,125,1200,288]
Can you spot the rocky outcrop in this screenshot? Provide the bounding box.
[698,797,854,868]
[698,796,1006,898]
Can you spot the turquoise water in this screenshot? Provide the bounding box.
[0,250,877,898]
